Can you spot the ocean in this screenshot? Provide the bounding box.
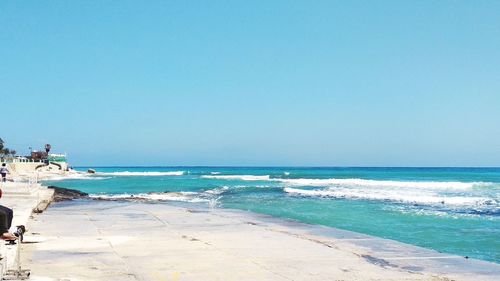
[44,167,500,263]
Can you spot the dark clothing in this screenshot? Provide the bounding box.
[1,166,8,182]
[0,205,13,233]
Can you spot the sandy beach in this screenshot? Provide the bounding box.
[20,199,500,281]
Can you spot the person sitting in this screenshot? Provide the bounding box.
[0,183,16,240]
[0,205,13,230]
[0,208,16,240]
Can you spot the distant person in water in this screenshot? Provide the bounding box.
[0,163,8,182]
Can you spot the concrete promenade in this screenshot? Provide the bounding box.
[20,200,500,281]
[0,181,54,279]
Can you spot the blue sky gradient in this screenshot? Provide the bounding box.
[1,1,499,166]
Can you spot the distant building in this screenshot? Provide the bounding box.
[30,151,48,161]
[3,143,70,173]
[47,153,67,163]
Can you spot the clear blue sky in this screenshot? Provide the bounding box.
[1,1,499,166]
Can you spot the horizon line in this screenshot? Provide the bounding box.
[71,165,500,169]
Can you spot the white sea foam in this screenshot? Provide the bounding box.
[383,205,497,219]
[277,178,489,190]
[210,172,221,175]
[45,173,110,181]
[89,191,208,203]
[283,187,498,207]
[204,186,230,195]
[98,171,185,176]
[201,175,270,181]
[200,174,491,190]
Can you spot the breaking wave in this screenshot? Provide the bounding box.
[45,173,110,181]
[201,175,270,181]
[283,187,499,210]
[204,186,230,195]
[89,191,208,203]
[277,178,491,190]
[89,187,234,204]
[200,174,493,190]
[97,171,185,176]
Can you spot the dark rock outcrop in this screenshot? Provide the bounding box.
[47,186,89,202]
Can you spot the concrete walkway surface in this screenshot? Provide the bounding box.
[21,200,500,281]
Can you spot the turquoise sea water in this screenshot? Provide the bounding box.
[45,167,500,263]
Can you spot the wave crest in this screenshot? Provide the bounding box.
[89,191,207,203]
[201,175,270,181]
[45,173,110,181]
[284,187,498,208]
[97,171,185,176]
[277,178,490,190]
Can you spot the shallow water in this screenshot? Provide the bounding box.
[45,167,500,263]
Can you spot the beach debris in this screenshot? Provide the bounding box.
[33,200,51,213]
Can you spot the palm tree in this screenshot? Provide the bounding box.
[0,138,15,157]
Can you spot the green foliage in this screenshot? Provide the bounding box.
[0,138,15,156]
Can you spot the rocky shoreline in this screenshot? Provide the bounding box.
[47,186,89,201]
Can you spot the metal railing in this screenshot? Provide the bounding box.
[1,158,44,164]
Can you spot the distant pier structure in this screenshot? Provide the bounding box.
[5,144,69,174]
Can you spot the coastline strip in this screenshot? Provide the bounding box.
[21,200,500,281]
